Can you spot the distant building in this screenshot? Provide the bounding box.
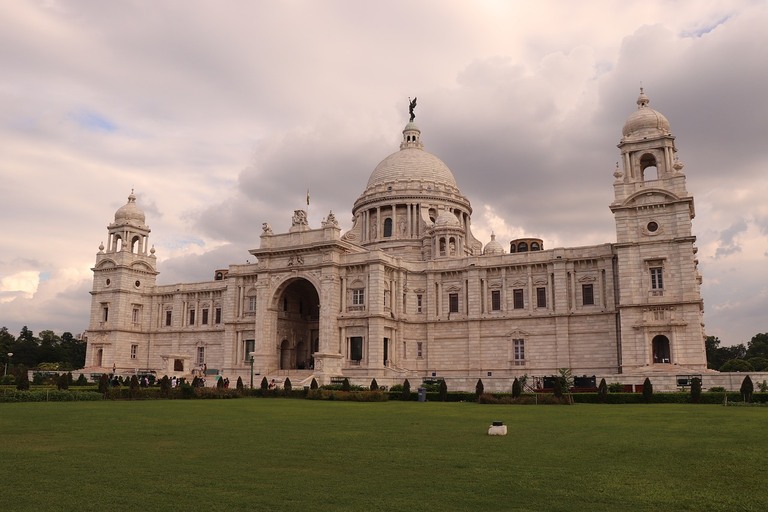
[84,90,706,391]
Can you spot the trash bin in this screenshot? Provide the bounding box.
[417,387,426,402]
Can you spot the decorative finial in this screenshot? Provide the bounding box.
[408,96,417,122]
[637,86,649,109]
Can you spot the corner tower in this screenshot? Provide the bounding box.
[611,89,705,372]
[84,191,158,370]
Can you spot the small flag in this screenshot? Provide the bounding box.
[306,189,310,206]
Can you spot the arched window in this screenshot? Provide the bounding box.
[531,242,540,251]
[383,218,393,237]
[640,153,658,181]
[509,243,516,253]
[652,335,671,363]
[439,238,446,256]
[517,242,529,252]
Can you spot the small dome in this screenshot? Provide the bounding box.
[483,233,504,255]
[114,191,146,225]
[434,210,461,228]
[622,88,670,140]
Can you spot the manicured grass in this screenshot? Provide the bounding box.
[1,400,766,511]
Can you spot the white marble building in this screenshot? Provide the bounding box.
[83,90,708,391]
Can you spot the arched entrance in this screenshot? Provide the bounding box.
[275,277,320,371]
[652,335,671,363]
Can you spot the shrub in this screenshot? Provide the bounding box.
[740,375,754,402]
[216,376,225,389]
[57,373,69,390]
[159,375,171,397]
[236,377,244,391]
[370,378,379,391]
[342,378,351,392]
[129,375,140,399]
[642,378,653,403]
[67,372,74,386]
[708,386,726,392]
[310,378,318,390]
[75,374,88,386]
[758,380,768,393]
[98,374,109,394]
[439,379,448,402]
[401,379,411,401]
[284,378,292,393]
[597,378,608,403]
[608,382,624,392]
[475,379,484,399]
[512,378,521,398]
[16,366,30,391]
[690,377,702,403]
[1,374,15,385]
[260,376,269,390]
[552,378,563,399]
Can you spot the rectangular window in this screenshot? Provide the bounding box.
[201,308,209,325]
[582,284,594,305]
[244,339,255,362]
[215,307,222,324]
[513,339,525,365]
[130,344,137,360]
[449,293,459,313]
[491,290,501,311]
[165,310,172,327]
[350,336,363,361]
[189,309,196,325]
[417,341,423,358]
[248,296,257,312]
[197,346,205,366]
[383,290,390,308]
[650,267,664,289]
[132,307,139,323]
[102,306,109,322]
[352,289,365,306]
[513,289,524,309]
[417,294,423,313]
[536,287,547,308]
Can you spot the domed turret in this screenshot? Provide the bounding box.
[483,233,504,255]
[114,191,146,226]
[621,88,671,142]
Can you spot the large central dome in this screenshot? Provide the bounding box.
[367,147,458,189]
[366,121,457,189]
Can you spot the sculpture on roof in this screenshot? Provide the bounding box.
[408,96,417,122]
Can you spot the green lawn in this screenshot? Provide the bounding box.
[1,400,765,511]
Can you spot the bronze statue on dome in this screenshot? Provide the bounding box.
[408,97,417,122]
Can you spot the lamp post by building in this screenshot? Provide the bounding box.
[5,352,12,375]
[249,356,254,389]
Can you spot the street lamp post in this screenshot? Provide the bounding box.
[5,352,13,376]
[249,356,254,389]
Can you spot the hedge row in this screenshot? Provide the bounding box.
[0,389,103,402]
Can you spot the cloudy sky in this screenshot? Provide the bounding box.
[1,0,766,346]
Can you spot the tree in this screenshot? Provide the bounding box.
[260,376,269,390]
[284,377,292,393]
[475,378,484,399]
[706,336,747,370]
[370,378,379,391]
[720,359,753,372]
[401,379,411,400]
[236,376,244,391]
[642,377,653,403]
[341,377,351,392]
[747,357,768,371]
[75,373,88,386]
[740,375,754,402]
[438,379,448,401]
[597,378,608,403]
[129,375,140,399]
[512,378,521,398]
[690,377,702,404]
[310,378,318,390]
[746,333,768,359]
